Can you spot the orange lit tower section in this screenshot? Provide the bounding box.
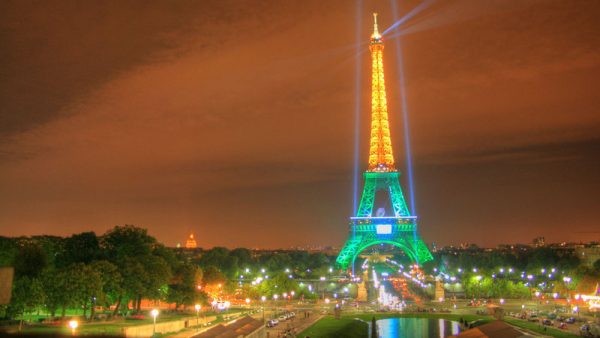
[336,13,432,270]
[368,13,395,172]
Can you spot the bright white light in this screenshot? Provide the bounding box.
[376,224,392,234]
[151,309,159,318]
[68,320,78,330]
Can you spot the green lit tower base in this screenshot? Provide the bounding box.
[336,172,433,270]
[335,13,432,271]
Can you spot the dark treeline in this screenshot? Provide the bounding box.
[0,225,337,322]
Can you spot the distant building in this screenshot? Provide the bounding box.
[185,233,197,249]
[532,236,545,247]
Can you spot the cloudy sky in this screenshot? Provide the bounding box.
[1,0,599,248]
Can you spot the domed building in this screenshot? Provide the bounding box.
[185,233,197,249]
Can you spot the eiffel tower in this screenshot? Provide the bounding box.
[336,13,433,270]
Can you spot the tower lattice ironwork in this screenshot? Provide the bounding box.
[336,13,433,270]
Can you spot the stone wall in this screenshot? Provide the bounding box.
[124,315,217,337]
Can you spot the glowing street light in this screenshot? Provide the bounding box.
[195,304,201,325]
[68,320,78,336]
[151,309,159,335]
[500,298,505,305]
[325,298,330,304]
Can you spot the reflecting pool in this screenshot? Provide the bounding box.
[376,317,461,338]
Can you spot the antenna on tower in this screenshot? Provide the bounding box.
[372,13,382,40]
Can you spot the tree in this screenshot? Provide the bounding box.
[256,273,299,298]
[101,225,157,262]
[58,232,101,267]
[202,266,226,286]
[67,264,103,320]
[13,242,47,279]
[100,225,171,314]
[230,248,254,268]
[7,276,44,329]
[89,260,122,319]
[167,263,203,309]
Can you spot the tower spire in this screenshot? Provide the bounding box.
[368,12,395,172]
[372,13,381,39]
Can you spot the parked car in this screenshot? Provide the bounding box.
[542,319,553,326]
[566,317,576,324]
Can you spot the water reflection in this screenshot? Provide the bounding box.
[376,317,460,338]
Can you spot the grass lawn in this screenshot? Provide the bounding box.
[298,317,368,338]
[504,317,580,338]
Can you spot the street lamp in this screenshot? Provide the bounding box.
[68,320,78,336]
[194,304,201,326]
[151,309,159,335]
[261,296,266,323]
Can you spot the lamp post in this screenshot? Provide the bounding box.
[195,304,201,326]
[68,320,78,336]
[151,309,159,335]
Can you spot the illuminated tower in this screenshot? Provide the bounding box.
[336,13,432,270]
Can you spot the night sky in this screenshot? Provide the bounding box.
[1,0,599,248]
